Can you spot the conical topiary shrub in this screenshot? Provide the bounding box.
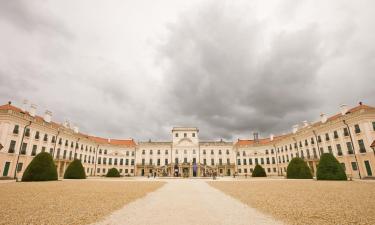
[287,157,313,179]
[106,168,120,177]
[317,153,347,180]
[64,159,86,179]
[252,164,267,177]
[22,152,58,181]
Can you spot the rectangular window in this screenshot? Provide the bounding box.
[237,159,241,165]
[114,158,118,165]
[125,159,129,165]
[336,144,343,156]
[211,159,214,165]
[219,158,222,165]
[325,133,330,141]
[21,143,27,155]
[17,163,23,172]
[8,140,16,153]
[340,163,346,171]
[266,158,270,164]
[149,159,153,165]
[261,158,264,164]
[165,159,168,165]
[343,128,349,136]
[334,131,339,139]
[13,125,19,134]
[184,158,188,163]
[351,162,358,171]
[157,159,160,166]
[98,157,101,164]
[328,146,332,154]
[255,158,259,165]
[25,128,30,137]
[203,159,206,165]
[358,140,366,153]
[249,158,253,165]
[131,159,134,165]
[243,159,247,165]
[227,158,230,165]
[120,159,124,165]
[346,142,353,154]
[354,124,361,134]
[142,158,145,165]
[103,158,107,165]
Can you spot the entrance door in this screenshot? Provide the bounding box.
[3,162,10,177]
[364,160,372,176]
[183,168,189,177]
[227,169,231,176]
[141,169,145,176]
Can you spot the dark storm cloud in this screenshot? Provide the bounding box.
[1,0,375,141]
[159,3,324,139]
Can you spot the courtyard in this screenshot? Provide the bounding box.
[0,178,374,225]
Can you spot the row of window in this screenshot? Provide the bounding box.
[97,157,135,166]
[141,149,231,155]
[175,132,196,138]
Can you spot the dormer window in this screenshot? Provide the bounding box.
[192,133,196,137]
[175,133,178,137]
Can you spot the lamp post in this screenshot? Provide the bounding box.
[14,121,32,181]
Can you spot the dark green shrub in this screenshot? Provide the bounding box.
[317,153,347,180]
[252,164,267,177]
[64,159,86,179]
[287,157,313,179]
[22,152,58,181]
[106,168,120,177]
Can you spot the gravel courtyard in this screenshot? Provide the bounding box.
[209,179,375,225]
[0,179,164,225]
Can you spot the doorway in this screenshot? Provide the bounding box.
[364,160,372,176]
[3,162,10,177]
[141,169,145,176]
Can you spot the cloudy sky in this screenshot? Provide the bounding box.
[0,0,374,141]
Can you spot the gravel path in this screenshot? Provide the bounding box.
[210,180,375,225]
[0,180,164,225]
[94,179,282,225]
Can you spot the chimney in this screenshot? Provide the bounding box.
[73,126,79,134]
[63,120,70,128]
[340,104,349,115]
[21,99,28,111]
[253,132,259,143]
[44,110,52,123]
[108,138,111,143]
[29,104,37,117]
[303,120,309,127]
[320,113,327,123]
[292,124,299,134]
[270,134,274,141]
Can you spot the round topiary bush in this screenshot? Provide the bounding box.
[287,157,313,179]
[64,159,86,179]
[252,164,267,177]
[106,168,121,177]
[317,153,347,180]
[22,152,58,182]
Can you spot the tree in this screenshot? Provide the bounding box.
[64,159,86,179]
[22,152,58,181]
[287,157,313,179]
[106,168,121,177]
[317,153,347,180]
[252,164,267,177]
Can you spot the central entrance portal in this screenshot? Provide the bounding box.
[183,168,189,177]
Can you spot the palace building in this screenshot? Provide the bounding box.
[0,101,374,179]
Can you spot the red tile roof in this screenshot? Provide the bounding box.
[0,103,135,147]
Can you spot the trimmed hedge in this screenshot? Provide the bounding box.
[317,153,347,180]
[252,164,267,177]
[106,168,120,177]
[64,159,86,179]
[287,157,313,179]
[22,152,58,181]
